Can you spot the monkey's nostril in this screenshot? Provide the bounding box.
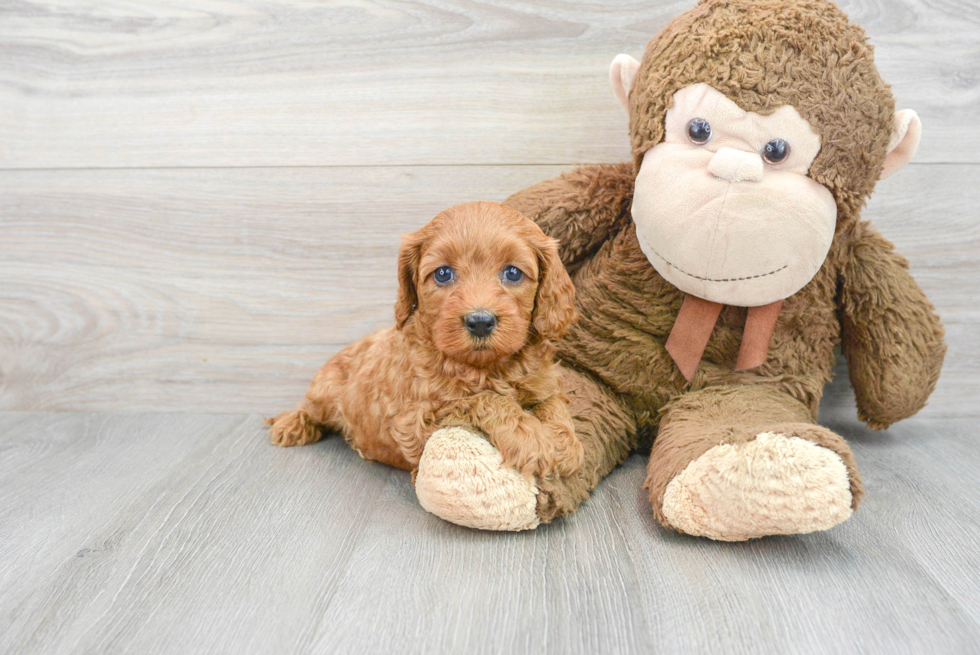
[465,311,497,337]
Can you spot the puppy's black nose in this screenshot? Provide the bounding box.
[465,311,497,337]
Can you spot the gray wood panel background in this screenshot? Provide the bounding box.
[0,0,978,168]
[0,0,977,416]
[1,1,979,653]
[2,164,976,415]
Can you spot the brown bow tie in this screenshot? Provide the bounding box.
[665,295,783,382]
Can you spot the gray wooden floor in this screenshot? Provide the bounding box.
[2,408,980,654]
[2,0,980,653]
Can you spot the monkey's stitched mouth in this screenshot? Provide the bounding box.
[648,243,788,282]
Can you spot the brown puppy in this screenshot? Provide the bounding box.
[267,201,583,479]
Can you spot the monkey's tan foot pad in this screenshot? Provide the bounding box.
[660,431,853,541]
[415,427,540,531]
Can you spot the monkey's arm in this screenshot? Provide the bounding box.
[504,163,634,272]
[838,221,946,430]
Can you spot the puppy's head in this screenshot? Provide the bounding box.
[394,201,576,368]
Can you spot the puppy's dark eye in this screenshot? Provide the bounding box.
[502,266,524,284]
[687,118,711,144]
[763,139,790,164]
[433,266,454,285]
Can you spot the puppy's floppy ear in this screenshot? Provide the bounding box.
[531,234,576,340]
[394,231,423,328]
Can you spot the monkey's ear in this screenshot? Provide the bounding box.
[880,109,921,180]
[394,232,423,329]
[609,54,641,113]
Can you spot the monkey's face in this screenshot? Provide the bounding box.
[630,83,838,307]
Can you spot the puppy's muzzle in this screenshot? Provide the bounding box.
[465,311,497,338]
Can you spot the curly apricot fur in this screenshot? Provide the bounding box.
[267,201,582,479]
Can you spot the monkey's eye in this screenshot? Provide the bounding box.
[501,265,524,284]
[433,266,455,285]
[763,139,790,164]
[687,118,712,144]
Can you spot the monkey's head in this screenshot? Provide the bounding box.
[611,0,920,307]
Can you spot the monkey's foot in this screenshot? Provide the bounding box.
[415,427,540,531]
[658,431,854,541]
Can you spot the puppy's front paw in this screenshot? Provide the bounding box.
[267,409,321,447]
[499,416,584,479]
[552,423,585,477]
[495,418,565,479]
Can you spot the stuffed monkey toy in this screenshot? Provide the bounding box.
[413,0,946,540]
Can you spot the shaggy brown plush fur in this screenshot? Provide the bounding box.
[504,0,946,530]
[268,201,583,478]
